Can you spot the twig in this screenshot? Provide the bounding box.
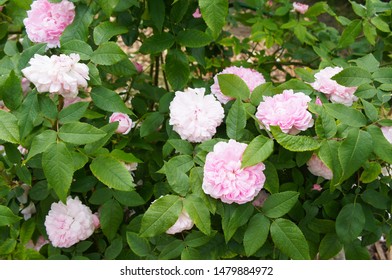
[375,242,386,260]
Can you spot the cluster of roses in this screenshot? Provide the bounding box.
[13,0,392,249]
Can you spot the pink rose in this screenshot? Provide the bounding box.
[22,53,89,99]
[256,89,314,134]
[312,184,322,191]
[381,126,392,144]
[307,154,333,180]
[133,62,143,73]
[311,67,358,106]
[44,196,98,248]
[21,78,31,94]
[23,0,75,48]
[192,8,202,18]
[169,88,224,143]
[203,140,266,204]
[211,66,266,104]
[252,189,269,207]
[109,112,133,135]
[166,210,194,234]
[25,236,49,252]
[293,2,309,14]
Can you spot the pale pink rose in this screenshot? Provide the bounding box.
[23,0,75,48]
[21,78,31,94]
[211,66,266,104]
[315,96,323,106]
[44,196,98,248]
[169,88,224,143]
[17,184,31,204]
[307,154,333,180]
[252,189,269,207]
[25,236,49,252]
[125,162,138,172]
[312,184,322,191]
[133,62,143,73]
[0,6,3,12]
[192,8,202,18]
[21,202,36,220]
[381,126,392,144]
[17,145,28,155]
[166,210,194,234]
[109,112,133,135]
[311,67,358,106]
[256,89,314,134]
[293,2,309,14]
[203,140,266,204]
[22,53,89,99]
[92,212,100,229]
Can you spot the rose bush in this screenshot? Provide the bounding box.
[0,0,392,260]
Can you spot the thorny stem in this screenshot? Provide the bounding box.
[154,56,160,86]
[160,54,170,91]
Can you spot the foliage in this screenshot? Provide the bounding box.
[0,0,392,260]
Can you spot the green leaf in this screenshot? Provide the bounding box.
[367,125,392,164]
[0,205,21,227]
[104,237,123,260]
[18,44,47,72]
[324,103,367,127]
[165,49,190,91]
[310,104,337,139]
[100,199,123,240]
[354,54,380,73]
[241,135,274,168]
[159,239,185,260]
[176,30,213,48]
[59,122,106,145]
[250,82,274,106]
[91,86,132,114]
[262,191,299,218]
[100,58,137,77]
[97,0,120,17]
[61,4,94,43]
[93,21,128,45]
[184,194,211,235]
[59,101,89,124]
[91,42,127,66]
[140,112,164,137]
[338,19,362,48]
[263,161,279,194]
[217,74,251,101]
[318,140,342,189]
[110,149,142,163]
[166,139,193,156]
[148,0,165,32]
[319,233,343,260]
[361,99,378,122]
[360,161,381,184]
[0,239,16,255]
[361,189,390,209]
[20,219,36,245]
[2,71,22,110]
[338,129,373,182]
[15,93,40,139]
[335,203,365,244]
[226,99,246,140]
[42,142,74,202]
[270,218,310,260]
[199,0,228,39]
[244,214,270,256]
[163,155,193,196]
[371,16,390,32]
[26,130,57,161]
[126,232,151,257]
[139,195,183,237]
[332,66,372,87]
[0,110,20,144]
[344,240,370,260]
[139,32,175,54]
[84,122,118,155]
[61,40,93,60]
[372,68,392,84]
[222,203,254,243]
[270,126,320,152]
[90,155,135,191]
[113,190,145,207]
[363,20,377,45]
